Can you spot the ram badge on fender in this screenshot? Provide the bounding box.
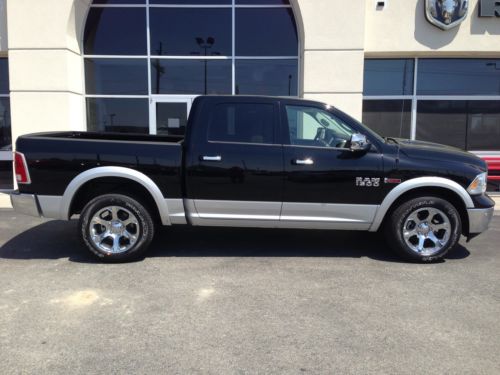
[10,96,495,262]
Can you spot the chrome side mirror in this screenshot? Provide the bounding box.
[349,133,371,152]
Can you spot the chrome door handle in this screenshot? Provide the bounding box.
[294,158,314,165]
[201,155,222,162]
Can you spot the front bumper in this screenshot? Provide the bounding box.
[467,206,494,234]
[10,192,41,218]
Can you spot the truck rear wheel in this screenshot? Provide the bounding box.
[385,196,462,262]
[79,194,155,262]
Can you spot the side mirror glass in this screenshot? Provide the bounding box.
[349,133,371,152]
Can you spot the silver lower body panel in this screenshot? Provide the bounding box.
[10,193,41,217]
[187,199,376,230]
[467,206,494,234]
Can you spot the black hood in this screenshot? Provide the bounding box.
[394,139,487,171]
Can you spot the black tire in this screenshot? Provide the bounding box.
[79,194,155,262]
[385,196,462,263]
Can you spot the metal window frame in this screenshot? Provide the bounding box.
[363,57,500,153]
[84,0,300,107]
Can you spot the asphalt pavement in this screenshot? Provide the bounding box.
[0,209,499,374]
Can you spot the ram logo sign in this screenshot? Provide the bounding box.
[425,0,469,30]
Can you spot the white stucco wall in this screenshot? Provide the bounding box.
[6,0,90,145]
[294,0,365,120]
[365,0,500,56]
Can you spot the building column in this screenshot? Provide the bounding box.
[6,0,91,145]
[293,0,365,120]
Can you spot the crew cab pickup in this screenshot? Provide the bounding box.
[10,96,495,262]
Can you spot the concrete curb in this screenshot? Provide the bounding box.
[0,192,499,210]
[0,192,11,209]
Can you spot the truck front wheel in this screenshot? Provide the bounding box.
[79,194,155,262]
[385,196,462,262]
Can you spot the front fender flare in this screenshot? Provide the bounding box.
[368,177,474,232]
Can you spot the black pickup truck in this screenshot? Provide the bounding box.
[10,96,495,262]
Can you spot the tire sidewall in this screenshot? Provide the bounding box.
[79,194,154,261]
[391,197,462,262]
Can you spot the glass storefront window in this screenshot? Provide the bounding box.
[86,98,149,133]
[0,59,9,94]
[418,59,500,96]
[0,161,13,190]
[236,0,290,4]
[149,8,232,56]
[236,8,297,56]
[151,0,231,4]
[84,8,147,55]
[363,59,414,96]
[0,98,11,150]
[93,0,145,4]
[85,0,299,134]
[416,100,500,151]
[85,58,148,95]
[151,59,232,95]
[416,101,467,149]
[236,59,298,96]
[362,100,412,139]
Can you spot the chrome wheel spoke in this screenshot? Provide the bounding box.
[432,222,449,230]
[417,235,426,252]
[112,235,121,253]
[428,232,444,248]
[123,217,138,226]
[403,229,417,240]
[123,230,137,243]
[110,206,119,221]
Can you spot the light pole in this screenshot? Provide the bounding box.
[196,37,215,95]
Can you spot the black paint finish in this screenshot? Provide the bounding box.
[15,96,493,213]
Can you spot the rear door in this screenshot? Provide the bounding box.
[185,97,284,226]
[281,102,384,229]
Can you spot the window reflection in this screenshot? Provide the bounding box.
[85,58,148,95]
[150,8,232,56]
[236,8,297,56]
[418,59,500,96]
[236,60,298,96]
[0,59,9,94]
[0,98,11,150]
[86,98,149,133]
[362,100,412,139]
[84,8,147,55]
[363,59,414,96]
[151,59,232,95]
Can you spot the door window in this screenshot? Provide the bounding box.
[285,105,356,149]
[208,103,275,144]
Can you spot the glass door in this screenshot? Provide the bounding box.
[149,97,194,136]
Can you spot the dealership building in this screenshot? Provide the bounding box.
[0,0,499,191]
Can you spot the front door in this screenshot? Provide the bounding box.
[281,103,384,229]
[150,97,193,136]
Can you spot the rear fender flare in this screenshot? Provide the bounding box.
[61,166,171,225]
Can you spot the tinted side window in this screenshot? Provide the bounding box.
[208,103,275,144]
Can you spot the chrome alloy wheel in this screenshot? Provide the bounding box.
[402,207,451,256]
[89,206,140,254]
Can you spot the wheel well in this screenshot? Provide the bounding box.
[382,187,470,235]
[69,177,161,223]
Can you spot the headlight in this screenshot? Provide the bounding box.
[467,172,487,195]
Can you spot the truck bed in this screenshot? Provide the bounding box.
[16,131,184,198]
